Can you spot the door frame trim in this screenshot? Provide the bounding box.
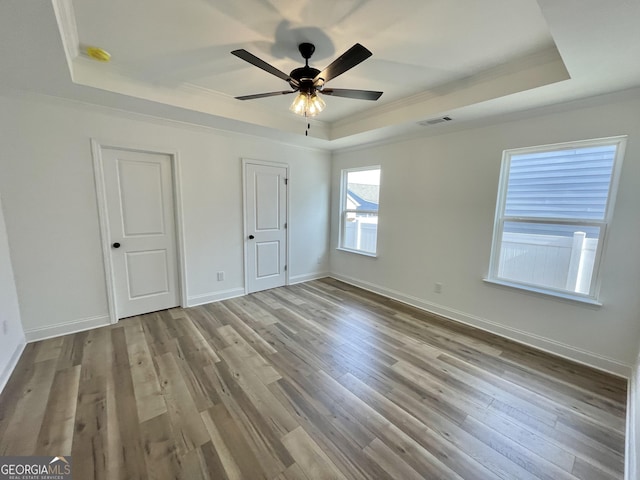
[242,158,290,294]
[91,139,187,324]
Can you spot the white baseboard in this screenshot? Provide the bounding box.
[24,314,111,342]
[289,272,329,285]
[0,339,26,394]
[329,273,631,378]
[187,287,246,307]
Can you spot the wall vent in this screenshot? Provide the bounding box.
[418,116,453,126]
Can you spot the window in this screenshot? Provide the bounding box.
[487,137,626,303]
[339,166,381,255]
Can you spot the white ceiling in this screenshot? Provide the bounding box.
[1,0,640,149]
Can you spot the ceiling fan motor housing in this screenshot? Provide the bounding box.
[289,43,323,93]
[289,66,322,92]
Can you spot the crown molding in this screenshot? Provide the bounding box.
[330,46,569,140]
[0,86,333,153]
[51,0,79,75]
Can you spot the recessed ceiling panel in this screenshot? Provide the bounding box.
[71,0,558,123]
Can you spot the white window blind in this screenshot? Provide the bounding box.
[504,145,616,220]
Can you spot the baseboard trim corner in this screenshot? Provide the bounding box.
[186,287,246,307]
[329,273,631,378]
[289,272,329,285]
[24,315,111,342]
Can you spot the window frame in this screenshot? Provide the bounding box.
[338,165,381,257]
[486,136,627,304]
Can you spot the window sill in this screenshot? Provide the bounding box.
[482,278,603,307]
[336,247,377,258]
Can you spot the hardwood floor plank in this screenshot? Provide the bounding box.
[338,371,526,480]
[110,327,148,480]
[0,278,626,479]
[363,437,425,480]
[487,400,625,477]
[572,457,621,480]
[71,374,108,480]
[180,446,213,480]
[309,370,471,480]
[174,349,221,412]
[0,358,58,455]
[124,318,167,423]
[269,368,377,450]
[438,353,561,427]
[183,307,227,350]
[278,463,312,480]
[468,407,576,473]
[35,364,81,456]
[213,359,295,477]
[281,426,348,480]
[200,409,244,480]
[273,375,394,480]
[197,441,227,480]
[460,414,576,480]
[155,352,210,456]
[139,413,184,480]
[219,300,279,354]
[390,359,492,424]
[34,336,65,363]
[0,343,39,435]
[55,331,88,370]
[206,402,271,480]
[555,415,625,455]
[176,318,221,364]
[218,346,298,436]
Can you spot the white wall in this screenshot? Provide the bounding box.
[0,93,330,339]
[0,192,25,391]
[627,346,639,480]
[330,93,640,375]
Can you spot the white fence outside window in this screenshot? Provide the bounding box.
[498,231,597,294]
[344,218,378,254]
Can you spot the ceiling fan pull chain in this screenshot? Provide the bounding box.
[304,112,310,136]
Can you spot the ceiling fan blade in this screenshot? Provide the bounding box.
[235,90,296,100]
[313,44,372,84]
[320,88,383,101]
[231,49,298,86]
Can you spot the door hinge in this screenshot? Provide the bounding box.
[284,178,288,185]
[284,265,287,271]
[284,222,287,229]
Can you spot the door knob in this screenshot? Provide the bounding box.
[112,242,121,249]
[248,235,255,240]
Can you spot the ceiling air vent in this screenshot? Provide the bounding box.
[418,116,453,126]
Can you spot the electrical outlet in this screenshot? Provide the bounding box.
[434,282,443,294]
[217,271,225,281]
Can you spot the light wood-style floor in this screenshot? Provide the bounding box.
[0,278,627,479]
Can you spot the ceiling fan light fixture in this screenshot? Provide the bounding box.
[289,91,326,117]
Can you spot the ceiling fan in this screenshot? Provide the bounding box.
[231,42,383,117]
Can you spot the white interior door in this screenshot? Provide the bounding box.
[244,161,288,293]
[102,148,180,318]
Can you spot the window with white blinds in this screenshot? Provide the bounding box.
[487,137,626,303]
